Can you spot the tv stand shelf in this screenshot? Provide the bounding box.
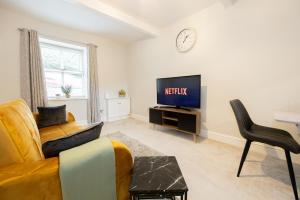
[149,107,201,142]
[162,116,179,121]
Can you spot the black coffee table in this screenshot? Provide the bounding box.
[129,156,188,200]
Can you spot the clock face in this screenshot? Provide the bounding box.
[176,28,197,53]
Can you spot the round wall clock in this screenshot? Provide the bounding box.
[176,28,197,53]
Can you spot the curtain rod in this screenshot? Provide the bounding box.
[17,28,98,48]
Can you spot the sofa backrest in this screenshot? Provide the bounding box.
[0,99,44,167]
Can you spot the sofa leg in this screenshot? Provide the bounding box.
[285,150,299,200]
[237,140,251,177]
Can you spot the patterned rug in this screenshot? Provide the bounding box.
[105,132,164,158]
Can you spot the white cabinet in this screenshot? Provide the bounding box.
[106,97,130,121]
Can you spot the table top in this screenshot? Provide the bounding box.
[274,111,300,145]
[129,156,188,194]
[274,112,300,124]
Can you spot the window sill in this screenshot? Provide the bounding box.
[48,97,88,101]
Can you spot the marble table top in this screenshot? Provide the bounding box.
[129,156,188,194]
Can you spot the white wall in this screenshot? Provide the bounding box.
[128,0,300,140]
[0,6,129,121]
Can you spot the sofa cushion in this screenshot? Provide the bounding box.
[42,122,104,158]
[37,105,67,128]
[39,122,89,143]
[0,99,44,167]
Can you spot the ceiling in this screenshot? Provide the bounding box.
[98,0,218,27]
[0,0,225,43]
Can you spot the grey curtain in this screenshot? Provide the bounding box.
[87,44,101,123]
[20,29,47,112]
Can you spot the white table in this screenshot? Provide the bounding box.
[274,112,300,132]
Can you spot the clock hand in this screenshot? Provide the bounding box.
[183,35,189,43]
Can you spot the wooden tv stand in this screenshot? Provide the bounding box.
[149,107,201,142]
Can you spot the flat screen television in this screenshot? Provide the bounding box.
[156,75,201,109]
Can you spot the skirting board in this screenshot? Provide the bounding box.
[130,113,300,164]
[130,113,148,122]
[107,115,129,122]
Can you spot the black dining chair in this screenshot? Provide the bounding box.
[230,99,300,200]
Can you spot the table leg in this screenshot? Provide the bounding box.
[185,191,188,200]
[193,134,197,143]
[130,194,136,200]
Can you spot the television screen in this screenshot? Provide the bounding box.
[157,75,201,108]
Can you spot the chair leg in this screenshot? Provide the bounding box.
[285,150,299,200]
[237,140,252,177]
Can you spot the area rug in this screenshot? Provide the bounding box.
[105,132,164,157]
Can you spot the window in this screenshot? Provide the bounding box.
[39,38,88,98]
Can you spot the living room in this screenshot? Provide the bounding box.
[0,0,300,200]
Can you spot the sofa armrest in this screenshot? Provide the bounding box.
[66,112,75,122]
[112,140,133,200]
[0,158,62,200]
[33,112,76,123]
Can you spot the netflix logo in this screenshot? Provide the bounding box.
[165,88,188,96]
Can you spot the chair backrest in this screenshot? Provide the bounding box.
[0,99,44,167]
[230,99,254,138]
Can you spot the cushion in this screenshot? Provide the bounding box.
[40,122,89,144]
[0,99,44,167]
[37,105,67,128]
[42,122,104,158]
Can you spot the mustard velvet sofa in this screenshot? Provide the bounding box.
[0,99,133,200]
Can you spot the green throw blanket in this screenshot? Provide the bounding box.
[59,138,117,200]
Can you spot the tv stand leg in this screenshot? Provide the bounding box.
[193,134,197,143]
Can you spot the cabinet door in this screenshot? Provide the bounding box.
[149,108,162,125]
[118,99,130,116]
[107,99,119,118]
[178,113,196,133]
